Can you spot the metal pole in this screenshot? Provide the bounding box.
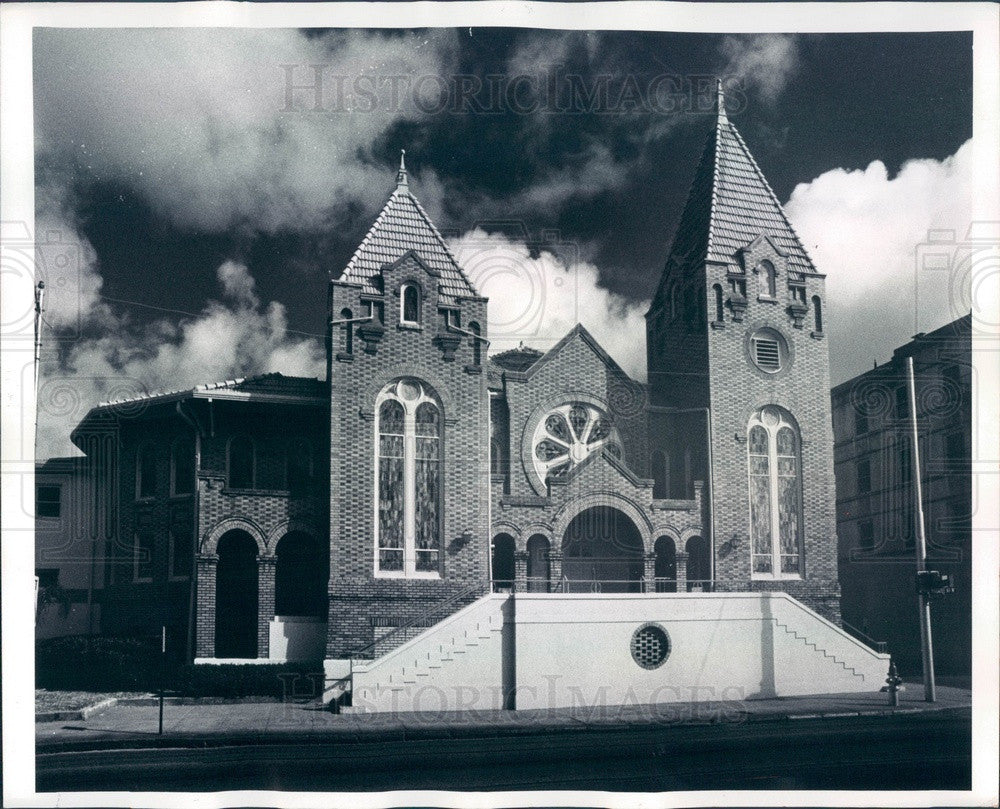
[33,281,45,408]
[159,625,166,734]
[907,356,935,702]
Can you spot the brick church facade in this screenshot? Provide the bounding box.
[71,85,842,665]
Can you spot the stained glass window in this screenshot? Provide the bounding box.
[531,402,623,489]
[375,380,442,576]
[747,408,802,577]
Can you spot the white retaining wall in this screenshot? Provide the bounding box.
[342,591,889,712]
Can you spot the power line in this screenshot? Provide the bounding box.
[92,293,327,339]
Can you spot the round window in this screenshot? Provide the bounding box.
[531,402,622,485]
[748,327,789,374]
[630,623,671,669]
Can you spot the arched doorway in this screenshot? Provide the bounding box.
[686,535,711,592]
[491,533,515,592]
[526,535,550,592]
[654,536,677,592]
[215,530,258,658]
[275,532,328,617]
[562,507,644,593]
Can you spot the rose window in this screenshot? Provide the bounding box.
[532,403,622,484]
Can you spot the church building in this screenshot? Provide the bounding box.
[69,86,888,710]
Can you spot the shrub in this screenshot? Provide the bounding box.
[172,662,324,699]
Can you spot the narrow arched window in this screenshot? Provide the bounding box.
[651,450,668,499]
[340,308,353,354]
[760,261,777,298]
[228,435,254,490]
[137,443,157,499]
[469,321,482,366]
[376,379,441,577]
[171,436,195,496]
[669,283,678,320]
[401,284,420,324]
[812,295,823,333]
[748,406,803,577]
[713,284,724,322]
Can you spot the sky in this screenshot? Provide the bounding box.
[33,27,974,459]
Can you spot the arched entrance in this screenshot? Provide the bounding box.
[562,507,644,592]
[491,533,515,592]
[215,530,258,658]
[654,536,677,592]
[686,535,711,592]
[526,535,550,592]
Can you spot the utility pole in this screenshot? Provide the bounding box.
[907,355,936,702]
[34,280,45,404]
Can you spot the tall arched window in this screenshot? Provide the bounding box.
[376,379,442,576]
[748,406,803,577]
[401,283,420,324]
[228,435,254,490]
[760,260,777,298]
[651,450,668,499]
[811,295,823,333]
[340,308,353,355]
[669,283,678,320]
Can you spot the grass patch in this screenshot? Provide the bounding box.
[35,689,151,714]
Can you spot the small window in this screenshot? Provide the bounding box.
[169,526,192,580]
[228,435,254,489]
[729,277,746,298]
[791,285,806,304]
[137,444,157,499]
[341,308,354,354]
[854,409,868,437]
[858,519,874,551]
[37,485,61,518]
[133,532,154,582]
[669,284,678,320]
[401,284,420,324]
[760,260,777,297]
[469,322,482,365]
[812,295,823,333]
[713,284,724,322]
[895,386,909,421]
[753,337,781,371]
[287,438,312,494]
[857,459,871,494]
[171,437,195,496]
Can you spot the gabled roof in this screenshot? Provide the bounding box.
[654,82,817,306]
[510,323,637,384]
[336,152,478,302]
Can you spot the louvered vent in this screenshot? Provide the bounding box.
[754,338,781,370]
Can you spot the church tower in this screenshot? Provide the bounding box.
[325,153,491,657]
[647,84,840,620]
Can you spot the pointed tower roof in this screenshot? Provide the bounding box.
[337,150,478,301]
[654,82,816,305]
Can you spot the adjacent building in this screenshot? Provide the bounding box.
[832,315,972,675]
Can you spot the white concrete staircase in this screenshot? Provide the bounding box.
[345,593,508,713]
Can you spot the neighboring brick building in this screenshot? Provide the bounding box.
[67,84,846,664]
[832,315,972,675]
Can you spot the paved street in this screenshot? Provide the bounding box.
[37,708,970,792]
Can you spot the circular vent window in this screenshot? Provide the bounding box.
[630,623,671,669]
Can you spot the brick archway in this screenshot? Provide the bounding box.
[553,492,653,553]
[201,517,267,557]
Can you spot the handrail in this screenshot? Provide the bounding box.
[350,581,489,659]
[840,619,888,654]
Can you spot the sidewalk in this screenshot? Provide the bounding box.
[36,685,971,753]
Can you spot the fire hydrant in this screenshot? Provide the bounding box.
[885,661,904,707]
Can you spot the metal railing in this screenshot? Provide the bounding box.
[350,581,489,660]
[841,619,888,654]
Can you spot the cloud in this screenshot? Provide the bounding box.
[34,28,458,234]
[448,229,649,379]
[36,261,325,459]
[719,34,800,106]
[784,139,977,383]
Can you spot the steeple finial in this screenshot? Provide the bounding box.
[716,78,727,123]
[396,148,408,188]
